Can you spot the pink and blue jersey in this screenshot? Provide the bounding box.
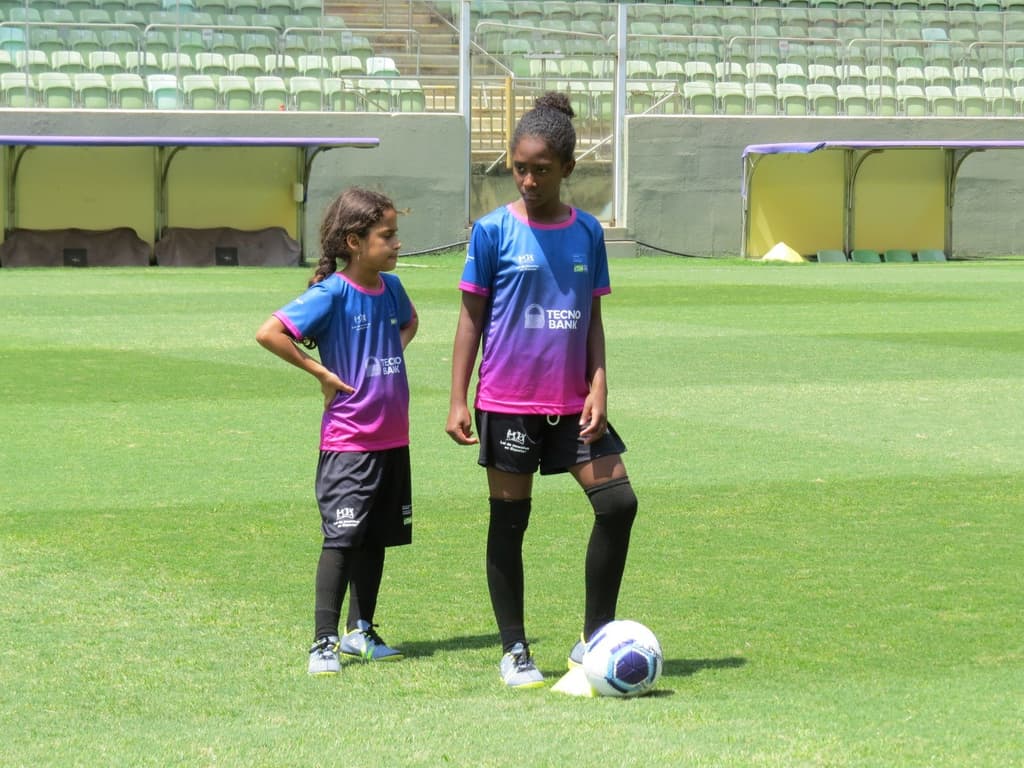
[274,271,415,452]
[460,204,610,415]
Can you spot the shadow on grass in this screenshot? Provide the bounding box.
[664,656,747,677]
[399,633,500,658]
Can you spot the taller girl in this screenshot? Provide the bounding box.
[446,93,638,689]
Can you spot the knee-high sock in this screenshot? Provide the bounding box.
[314,546,351,640]
[584,478,638,640]
[346,545,385,631]
[487,498,531,653]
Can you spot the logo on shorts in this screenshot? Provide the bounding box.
[523,304,581,331]
[499,428,530,455]
[333,507,358,529]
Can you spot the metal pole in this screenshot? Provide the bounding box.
[613,3,627,228]
[460,0,472,228]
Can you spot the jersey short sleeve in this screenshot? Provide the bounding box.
[274,271,413,452]
[459,205,610,415]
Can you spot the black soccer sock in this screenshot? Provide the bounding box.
[487,498,531,653]
[583,477,638,640]
[346,544,386,631]
[314,546,351,640]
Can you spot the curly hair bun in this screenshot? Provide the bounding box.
[534,91,574,120]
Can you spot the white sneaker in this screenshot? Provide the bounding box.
[500,642,545,689]
[308,635,341,676]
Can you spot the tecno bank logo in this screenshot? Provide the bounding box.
[365,356,403,377]
[523,304,581,330]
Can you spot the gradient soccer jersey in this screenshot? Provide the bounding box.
[274,271,415,452]
[460,204,610,415]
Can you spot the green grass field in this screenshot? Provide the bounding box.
[1,255,1022,767]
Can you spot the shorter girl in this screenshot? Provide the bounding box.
[256,187,418,676]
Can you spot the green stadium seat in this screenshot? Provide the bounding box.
[114,10,148,27]
[254,74,288,110]
[331,55,364,77]
[816,249,848,263]
[1,72,37,107]
[897,84,927,115]
[777,82,809,114]
[228,53,262,78]
[683,82,716,114]
[884,249,914,262]
[807,83,838,114]
[196,52,230,78]
[393,79,426,112]
[298,54,331,78]
[242,34,276,58]
[39,72,74,108]
[324,77,361,111]
[42,8,76,24]
[197,0,229,17]
[125,51,159,76]
[263,0,293,17]
[264,54,297,78]
[926,84,957,115]
[250,13,283,31]
[80,9,114,25]
[851,249,882,263]
[51,51,87,75]
[716,81,746,114]
[100,30,138,60]
[916,249,947,262]
[14,50,49,76]
[838,84,869,115]
[161,52,195,76]
[982,86,1014,116]
[228,0,259,22]
[182,74,218,109]
[366,56,400,77]
[74,72,112,108]
[358,78,392,111]
[218,74,254,110]
[146,73,182,109]
[289,75,323,111]
[867,84,899,115]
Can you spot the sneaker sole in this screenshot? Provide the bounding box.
[308,669,340,677]
[340,652,405,662]
[505,679,545,690]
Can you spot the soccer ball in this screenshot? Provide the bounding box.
[582,619,663,698]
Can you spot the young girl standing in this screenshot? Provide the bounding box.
[257,187,418,676]
[446,93,638,689]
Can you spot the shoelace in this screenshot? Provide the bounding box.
[513,648,535,671]
[360,624,386,646]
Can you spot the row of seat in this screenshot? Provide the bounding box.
[0,0,323,17]
[0,71,427,111]
[0,26,378,64]
[0,8,348,34]
[549,76,1024,115]
[816,248,948,261]
[0,49,401,79]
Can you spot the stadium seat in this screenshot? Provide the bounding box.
[393,79,426,112]
[228,0,259,22]
[146,73,182,109]
[897,84,927,115]
[289,75,323,111]
[264,54,298,78]
[925,84,956,115]
[867,84,898,115]
[331,55,364,77]
[197,0,229,18]
[777,82,809,114]
[250,13,283,30]
[51,51,87,75]
[42,8,76,24]
[196,52,230,78]
[807,83,839,114]
[14,50,49,76]
[358,78,392,111]
[716,81,747,114]
[125,51,160,76]
[982,86,1014,116]
[916,249,947,261]
[111,72,147,108]
[324,77,360,111]
[228,53,262,78]
[851,249,882,263]
[80,9,114,24]
[218,74,254,110]
[883,249,914,262]
[39,72,75,108]
[161,53,195,76]
[816,249,848,263]
[838,84,869,114]
[683,81,716,114]
[254,74,288,110]
[298,54,330,78]
[183,74,218,109]
[100,30,138,60]
[1,72,37,107]
[746,82,777,114]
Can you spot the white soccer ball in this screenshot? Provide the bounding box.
[582,619,663,698]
